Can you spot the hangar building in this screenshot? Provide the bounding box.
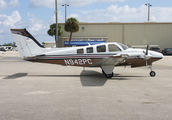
[56,22,172,50]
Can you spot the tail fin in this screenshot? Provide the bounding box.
[11,29,45,59]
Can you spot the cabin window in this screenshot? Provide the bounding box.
[97,45,106,52]
[77,49,84,54]
[108,44,121,52]
[87,47,93,53]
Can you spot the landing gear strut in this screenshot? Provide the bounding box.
[149,66,156,77]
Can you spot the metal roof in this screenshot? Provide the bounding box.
[64,41,106,46]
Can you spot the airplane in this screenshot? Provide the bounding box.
[11,28,163,78]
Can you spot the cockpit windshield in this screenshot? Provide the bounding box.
[117,43,128,50]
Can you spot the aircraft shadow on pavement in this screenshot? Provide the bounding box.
[79,70,145,86]
[80,70,108,86]
[3,72,146,87]
[3,73,28,79]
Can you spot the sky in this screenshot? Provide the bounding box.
[0,0,172,45]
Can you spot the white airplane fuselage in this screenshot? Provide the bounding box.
[25,43,163,67]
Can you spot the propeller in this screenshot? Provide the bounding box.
[144,44,150,66]
[145,44,149,55]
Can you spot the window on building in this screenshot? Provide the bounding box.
[97,45,106,52]
[77,49,84,54]
[87,47,93,53]
[108,44,121,52]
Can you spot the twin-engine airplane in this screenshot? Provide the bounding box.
[11,29,163,78]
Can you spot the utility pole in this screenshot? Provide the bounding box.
[145,3,152,21]
[62,4,69,22]
[55,0,58,47]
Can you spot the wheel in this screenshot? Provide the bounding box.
[150,71,156,77]
[105,72,114,78]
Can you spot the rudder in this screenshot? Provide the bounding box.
[11,29,45,59]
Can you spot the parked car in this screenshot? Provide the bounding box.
[149,47,161,52]
[0,47,6,52]
[161,48,172,55]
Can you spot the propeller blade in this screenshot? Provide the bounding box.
[145,44,149,55]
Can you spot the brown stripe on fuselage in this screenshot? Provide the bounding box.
[27,58,103,67]
[25,54,124,67]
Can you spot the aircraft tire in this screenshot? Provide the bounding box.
[150,71,156,77]
[105,72,114,78]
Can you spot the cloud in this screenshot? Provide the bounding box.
[0,10,21,44]
[0,11,53,45]
[69,14,79,19]
[68,4,172,22]
[68,4,147,22]
[0,0,6,9]
[9,0,19,7]
[29,0,125,8]
[0,0,19,10]
[27,12,34,17]
[0,10,21,27]
[151,7,172,22]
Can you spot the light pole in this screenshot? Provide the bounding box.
[55,0,58,47]
[62,4,69,22]
[145,3,152,21]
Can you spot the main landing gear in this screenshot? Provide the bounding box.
[101,66,114,78]
[102,70,114,78]
[149,66,156,77]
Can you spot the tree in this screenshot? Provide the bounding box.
[2,42,16,47]
[47,23,63,47]
[42,42,45,45]
[64,17,79,47]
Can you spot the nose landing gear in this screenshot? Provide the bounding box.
[150,71,156,77]
[149,66,156,77]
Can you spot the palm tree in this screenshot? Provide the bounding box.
[47,23,63,47]
[64,17,79,47]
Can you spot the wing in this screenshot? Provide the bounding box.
[90,54,129,67]
[95,54,128,74]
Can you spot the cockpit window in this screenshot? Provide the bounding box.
[108,44,121,52]
[117,43,128,50]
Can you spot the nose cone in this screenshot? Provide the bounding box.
[149,50,163,59]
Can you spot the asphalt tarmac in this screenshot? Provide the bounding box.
[0,51,172,120]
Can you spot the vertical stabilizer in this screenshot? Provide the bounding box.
[11,29,45,59]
